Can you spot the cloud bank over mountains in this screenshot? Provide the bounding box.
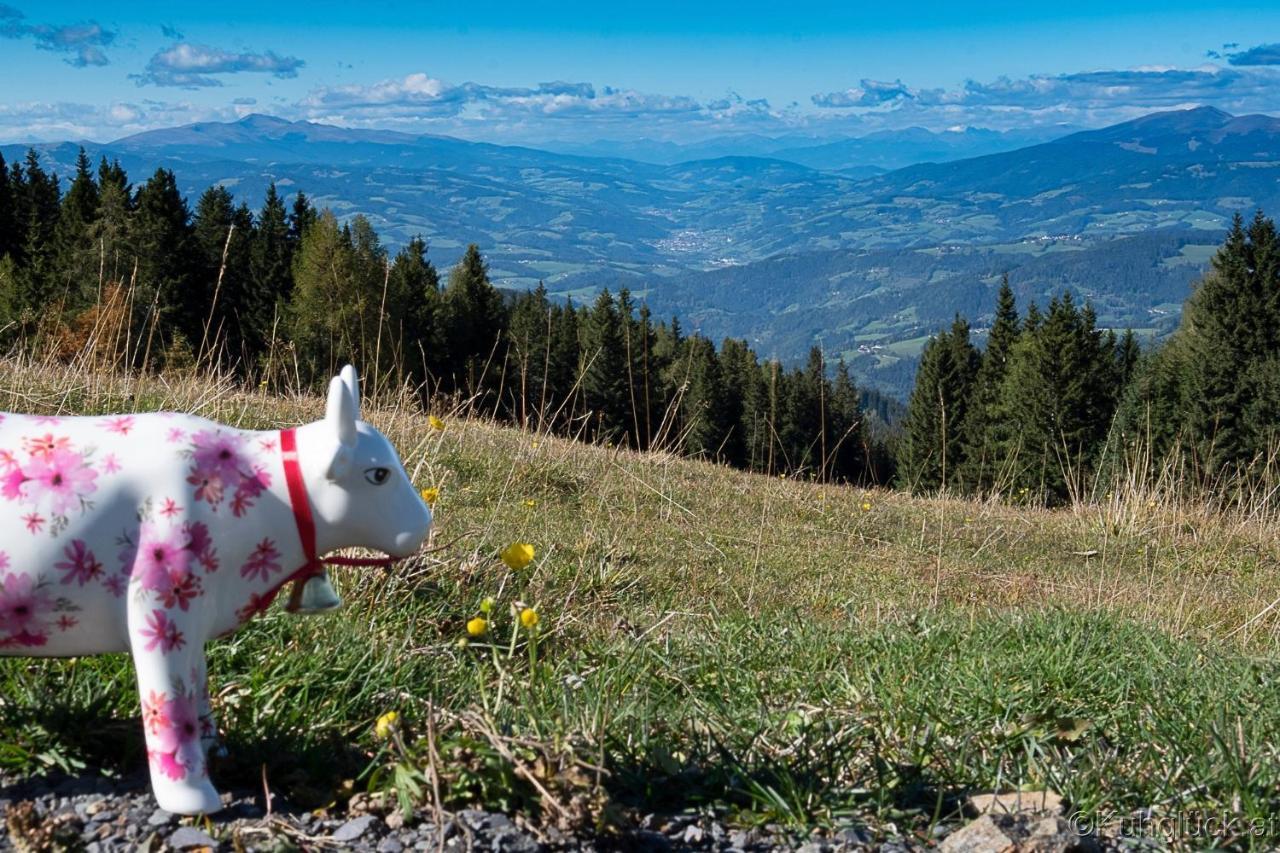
[1,0,1278,146]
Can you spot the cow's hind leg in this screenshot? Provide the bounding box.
[128,606,221,814]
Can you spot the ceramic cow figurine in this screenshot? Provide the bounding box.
[0,366,432,815]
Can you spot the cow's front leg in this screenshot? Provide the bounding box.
[192,654,225,759]
[128,602,221,815]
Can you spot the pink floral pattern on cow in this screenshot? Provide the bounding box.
[143,685,205,782]
[0,549,82,648]
[1,433,99,536]
[184,430,273,517]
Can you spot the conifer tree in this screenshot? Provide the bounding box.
[290,209,356,380]
[387,235,441,388]
[440,244,507,395]
[959,276,1020,492]
[899,317,979,491]
[581,289,630,441]
[13,150,61,329]
[53,148,100,308]
[680,335,730,459]
[248,183,293,359]
[829,358,868,482]
[0,152,15,263]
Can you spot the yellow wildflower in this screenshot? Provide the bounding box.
[466,616,488,637]
[420,487,440,505]
[428,415,445,431]
[479,596,495,614]
[375,711,399,739]
[519,607,539,629]
[860,501,872,512]
[500,542,535,570]
[523,499,536,508]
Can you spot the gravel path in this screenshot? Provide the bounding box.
[0,770,910,852]
[2,770,1117,851]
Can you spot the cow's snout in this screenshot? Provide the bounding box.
[392,526,429,557]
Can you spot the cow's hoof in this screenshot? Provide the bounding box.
[153,779,222,815]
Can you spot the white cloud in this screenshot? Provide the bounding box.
[134,43,306,88]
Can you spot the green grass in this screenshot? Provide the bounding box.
[5,360,1280,847]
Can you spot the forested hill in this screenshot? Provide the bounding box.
[4,107,1275,391]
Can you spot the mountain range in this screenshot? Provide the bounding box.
[6,106,1277,396]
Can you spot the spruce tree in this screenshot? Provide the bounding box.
[248,183,293,360]
[959,276,1020,492]
[290,209,356,381]
[899,318,978,491]
[581,289,630,441]
[680,335,731,459]
[387,235,441,389]
[440,244,507,395]
[830,358,868,482]
[53,148,100,309]
[0,152,14,262]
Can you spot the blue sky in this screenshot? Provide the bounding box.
[2,0,1279,144]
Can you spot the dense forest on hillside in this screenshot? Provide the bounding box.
[3,144,1277,503]
[900,212,1280,503]
[0,148,890,484]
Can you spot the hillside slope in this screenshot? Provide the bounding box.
[4,361,1280,845]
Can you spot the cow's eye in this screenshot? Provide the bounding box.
[364,467,391,485]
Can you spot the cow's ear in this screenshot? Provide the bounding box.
[325,375,358,449]
[339,365,361,420]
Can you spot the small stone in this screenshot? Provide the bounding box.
[332,814,379,842]
[168,826,219,850]
[491,829,539,853]
[350,791,395,816]
[635,830,672,851]
[967,790,1064,816]
[147,809,174,827]
[729,829,751,848]
[682,824,704,844]
[385,810,405,830]
[939,815,1016,853]
[835,826,873,847]
[378,839,405,853]
[458,809,490,831]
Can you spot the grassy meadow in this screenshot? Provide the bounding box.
[5,358,1280,847]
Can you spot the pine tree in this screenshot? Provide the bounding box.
[13,150,62,330]
[248,183,293,361]
[898,318,979,491]
[994,293,1118,501]
[778,347,827,477]
[440,244,507,395]
[290,209,356,381]
[387,235,441,389]
[829,358,868,482]
[680,335,730,459]
[959,276,1020,492]
[506,283,553,428]
[0,152,15,262]
[288,191,317,248]
[1175,212,1280,469]
[88,159,132,298]
[53,148,100,309]
[580,289,630,441]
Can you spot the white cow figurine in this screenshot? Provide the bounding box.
[0,366,432,815]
